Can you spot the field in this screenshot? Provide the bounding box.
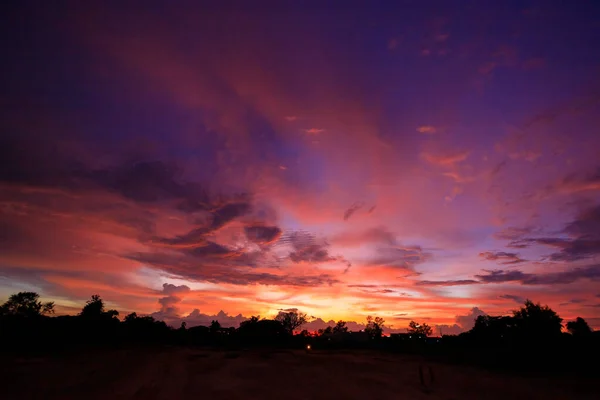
[2,347,597,399]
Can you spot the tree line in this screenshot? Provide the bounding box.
[1,292,598,373]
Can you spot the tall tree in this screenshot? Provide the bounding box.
[0,292,54,317]
[275,310,307,334]
[364,316,385,339]
[512,299,563,339]
[80,295,119,319]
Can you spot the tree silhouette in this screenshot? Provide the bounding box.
[275,310,307,334]
[80,294,119,320]
[364,316,385,339]
[318,326,333,336]
[512,300,562,339]
[298,329,311,337]
[80,294,104,317]
[210,319,221,333]
[333,320,348,334]
[407,320,432,337]
[566,317,592,337]
[124,312,138,323]
[0,292,54,317]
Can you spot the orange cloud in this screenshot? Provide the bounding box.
[416,125,437,134]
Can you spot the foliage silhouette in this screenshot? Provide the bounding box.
[512,299,563,341]
[1,292,599,375]
[365,316,385,339]
[275,310,307,335]
[0,292,54,317]
[210,319,221,333]
[318,326,333,336]
[408,321,432,337]
[567,317,592,337]
[333,320,348,334]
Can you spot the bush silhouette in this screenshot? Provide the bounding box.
[567,317,592,337]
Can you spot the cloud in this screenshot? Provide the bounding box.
[284,116,297,121]
[244,225,282,245]
[416,279,479,286]
[330,227,397,246]
[421,150,469,166]
[435,307,487,336]
[280,230,350,269]
[156,283,191,315]
[305,128,324,134]
[416,125,437,134]
[128,251,340,287]
[507,204,600,262]
[347,284,411,296]
[475,265,600,285]
[479,251,526,265]
[493,226,535,241]
[550,167,600,195]
[455,307,487,330]
[343,201,365,221]
[153,308,249,328]
[499,294,525,304]
[364,245,429,272]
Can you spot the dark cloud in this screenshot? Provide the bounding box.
[364,245,429,272]
[280,230,351,269]
[347,284,411,296]
[475,265,600,285]
[289,244,335,264]
[153,200,254,248]
[343,201,364,221]
[415,279,479,286]
[499,294,526,304]
[505,205,600,262]
[210,202,253,230]
[244,225,282,245]
[479,251,526,264]
[126,250,340,286]
[559,298,586,306]
[89,161,206,205]
[162,283,191,296]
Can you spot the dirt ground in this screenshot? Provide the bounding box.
[1,347,596,400]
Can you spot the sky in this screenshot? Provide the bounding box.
[1,1,600,334]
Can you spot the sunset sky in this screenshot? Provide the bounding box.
[1,1,600,334]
